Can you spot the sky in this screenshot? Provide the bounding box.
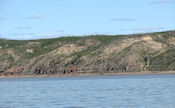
[0,0,175,40]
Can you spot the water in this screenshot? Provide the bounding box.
[0,74,175,108]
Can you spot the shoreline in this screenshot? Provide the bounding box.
[0,71,175,79]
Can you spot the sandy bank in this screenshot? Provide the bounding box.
[0,71,175,79]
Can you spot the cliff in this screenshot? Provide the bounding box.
[0,30,175,76]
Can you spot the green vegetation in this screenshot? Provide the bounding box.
[149,49,175,71]
[0,30,175,75]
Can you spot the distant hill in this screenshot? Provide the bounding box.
[0,30,175,76]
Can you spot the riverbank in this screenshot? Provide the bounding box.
[0,71,175,79]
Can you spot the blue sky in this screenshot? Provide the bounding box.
[0,0,175,40]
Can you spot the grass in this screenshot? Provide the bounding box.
[149,49,175,71]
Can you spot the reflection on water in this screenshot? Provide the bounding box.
[0,74,175,108]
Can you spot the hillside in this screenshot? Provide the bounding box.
[0,30,175,76]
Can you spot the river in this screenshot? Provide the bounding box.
[0,74,175,108]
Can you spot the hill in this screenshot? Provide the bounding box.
[0,30,175,76]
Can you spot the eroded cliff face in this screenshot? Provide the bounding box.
[0,30,175,76]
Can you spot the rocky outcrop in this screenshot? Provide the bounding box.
[4,67,25,75]
[33,66,78,75]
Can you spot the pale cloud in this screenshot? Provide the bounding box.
[40,33,60,38]
[0,17,6,20]
[38,33,60,39]
[90,32,113,35]
[4,13,20,16]
[9,35,35,40]
[40,32,71,38]
[1,33,35,40]
[149,0,171,4]
[8,33,34,36]
[8,33,24,36]
[14,26,31,30]
[133,26,164,31]
[42,33,59,36]
[103,32,113,35]
[26,33,34,35]
[27,14,44,19]
[119,29,127,31]
[57,30,65,33]
[22,36,34,40]
[111,18,136,22]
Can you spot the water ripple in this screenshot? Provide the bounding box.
[0,74,175,108]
